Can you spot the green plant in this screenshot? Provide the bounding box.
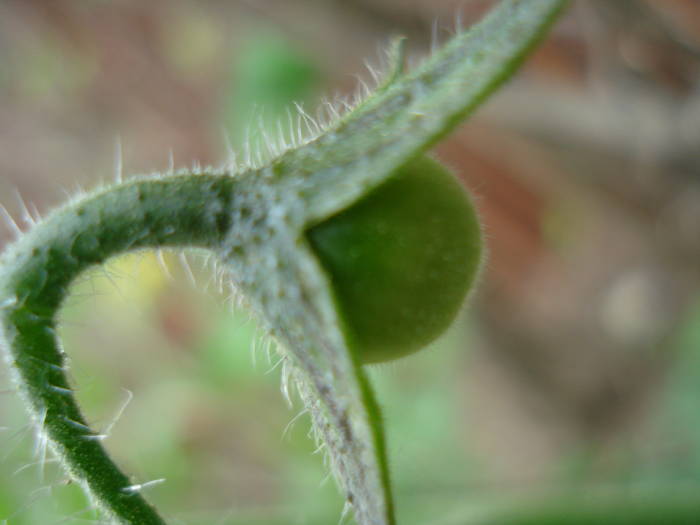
[0,2,568,524]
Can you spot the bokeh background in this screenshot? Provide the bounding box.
[1,1,699,524]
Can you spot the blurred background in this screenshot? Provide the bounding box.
[0,0,699,524]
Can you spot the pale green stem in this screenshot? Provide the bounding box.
[0,175,236,524]
[0,1,569,524]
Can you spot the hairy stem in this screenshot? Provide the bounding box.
[0,1,570,524]
[281,0,569,224]
[0,169,394,525]
[0,175,236,524]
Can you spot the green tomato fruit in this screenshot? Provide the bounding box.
[306,155,482,364]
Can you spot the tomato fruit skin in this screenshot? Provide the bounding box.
[306,155,482,364]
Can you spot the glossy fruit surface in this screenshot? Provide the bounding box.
[306,155,482,364]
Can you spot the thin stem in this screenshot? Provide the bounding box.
[0,174,236,524]
[282,0,569,223]
[0,2,571,523]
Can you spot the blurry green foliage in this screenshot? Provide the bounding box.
[224,29,320,148]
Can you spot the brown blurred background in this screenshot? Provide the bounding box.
[1,1,699,524]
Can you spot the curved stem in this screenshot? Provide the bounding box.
[0,171,395,525]
[0,2,571,523]
[0,175,235,524]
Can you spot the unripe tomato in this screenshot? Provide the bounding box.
[306,155,482,364]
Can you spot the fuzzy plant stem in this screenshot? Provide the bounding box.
[0,170,394,525]
[0,1,570,524]
[0,175,235,524]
